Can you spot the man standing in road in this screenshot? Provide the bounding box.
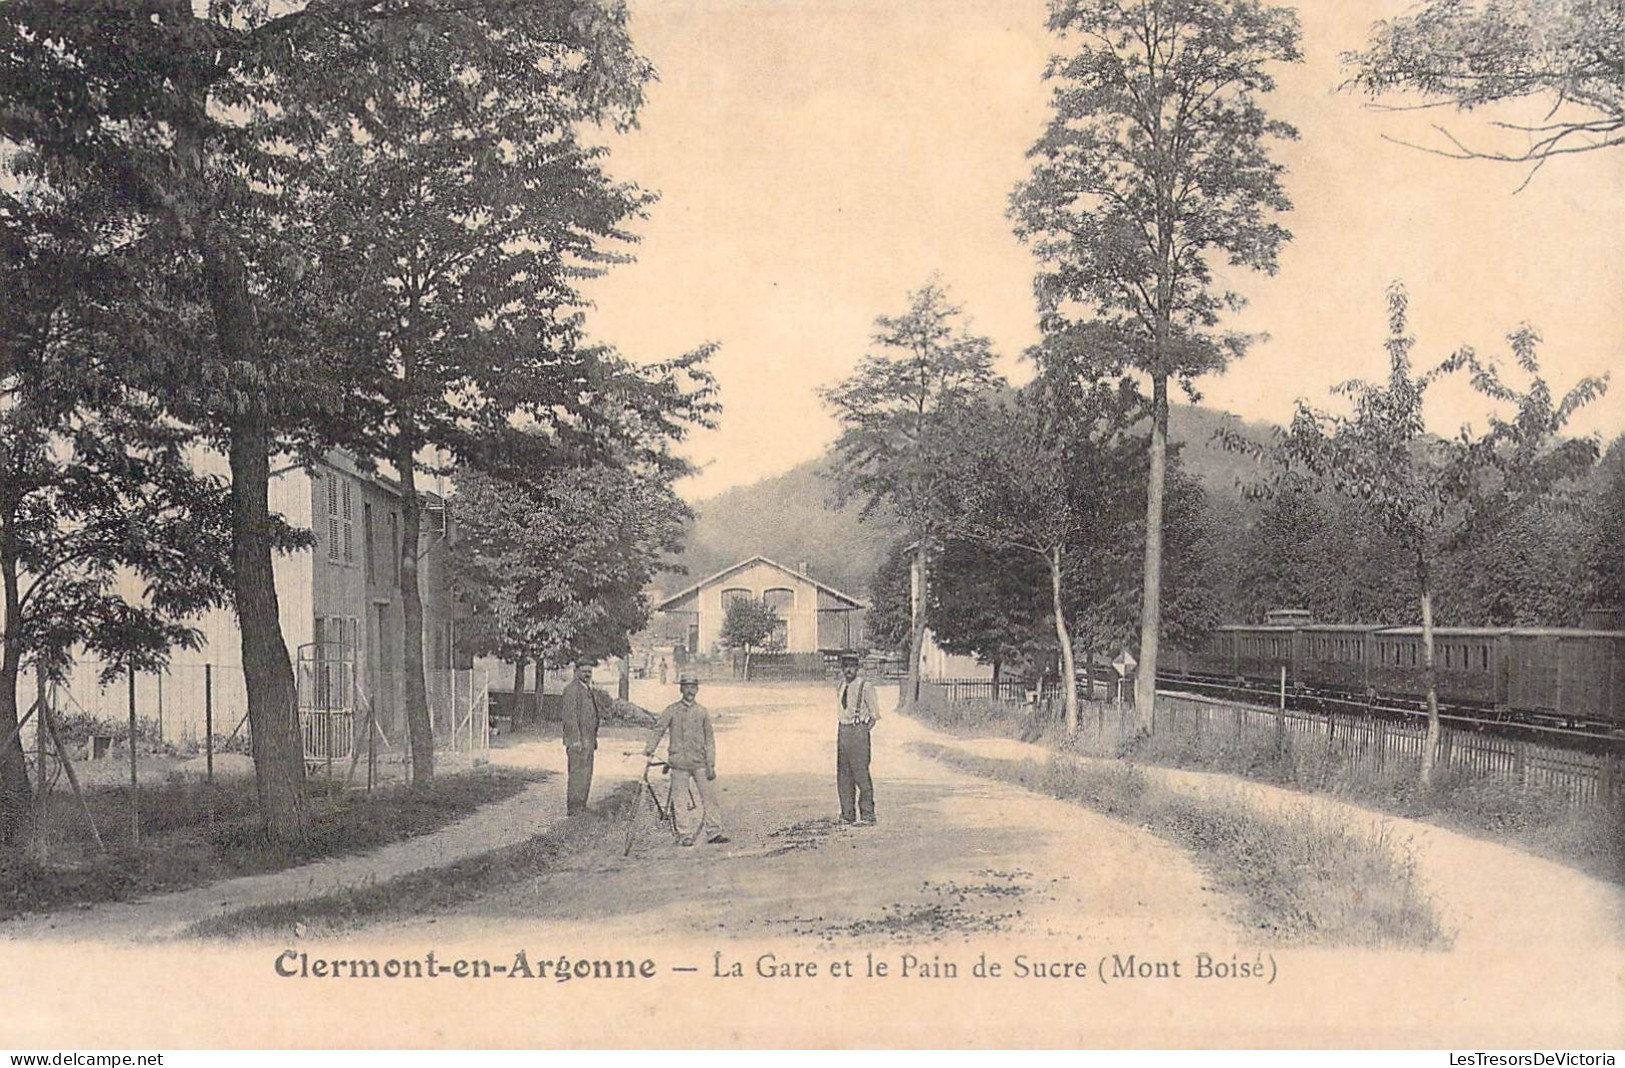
[561,659,605,815]
[835,653,880,825]
[645,674,728,846]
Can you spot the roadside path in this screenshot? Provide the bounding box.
[0,735,637,944]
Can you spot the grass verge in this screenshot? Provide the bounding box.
[187,784,637,940]
[0,766,545,922]
[914,741,1448,950]
[909,690,1625,885]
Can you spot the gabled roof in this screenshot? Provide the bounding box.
[655,555,867,611]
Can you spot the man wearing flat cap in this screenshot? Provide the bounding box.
[646,673,727,845]
[835,652,880,825]
[560,659,606,815]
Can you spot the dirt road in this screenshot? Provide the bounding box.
[3,680,1621,1047]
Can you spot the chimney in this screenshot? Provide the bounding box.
[797,561,809,576]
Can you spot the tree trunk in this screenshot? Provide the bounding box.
[991,659,1001,691]
[396,436,434,783]
[0,547,33,849]
[1134,374,1169,730]
[1419,564,1441,788]
[1050,546,1078,734]
[228,420,308,843]
[512,658,528,729]
[904,535,931,709]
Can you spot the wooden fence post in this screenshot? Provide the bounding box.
[204,664,213,785]
[127,663,139,845]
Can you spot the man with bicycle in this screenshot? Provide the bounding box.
[644,673,728,846]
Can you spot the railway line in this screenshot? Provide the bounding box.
[1152,669,1625,757]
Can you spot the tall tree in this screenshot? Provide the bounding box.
[0,0,383,841]
[943,377,1146,731]
[1345,0,1624,186]
[1011,0,1302,728]
[304,3,695,780]
[0,162,232,846]
[820,279,1002,708]
[1276,284,1605,784]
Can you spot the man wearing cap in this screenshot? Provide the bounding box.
[835,653,880,825]
[560,660,606,815]
[645,674,727,846]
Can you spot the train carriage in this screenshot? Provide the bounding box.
[1229,625,1298,682]
[1506,629,1625,727]
[1164,615,1622,732]
[1295,624,1383,696]
[1367,627,1504,710]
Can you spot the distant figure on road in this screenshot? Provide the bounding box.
[561,659,605,815]
[646,673,728,846]
[835,653,880,825]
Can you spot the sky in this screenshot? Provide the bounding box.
[581,0,1625,502]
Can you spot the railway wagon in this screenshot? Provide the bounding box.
[1365,627,1506,710]
[1232,625,1297,681]
[1294,624,1382,696]
[1505,629,1625,726]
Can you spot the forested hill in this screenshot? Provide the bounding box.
[660,403,1279,601]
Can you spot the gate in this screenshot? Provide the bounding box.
[296,640,356,776]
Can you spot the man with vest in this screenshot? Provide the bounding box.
[645,673,728,846]
[835,652,880,825]
[560,659,605,815]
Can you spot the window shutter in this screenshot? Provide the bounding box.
[326,478,340,562]
[341,481,354,563]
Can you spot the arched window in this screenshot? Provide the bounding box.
[721,587,752,608]
[763,588,795,613]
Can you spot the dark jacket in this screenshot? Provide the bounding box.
[560,678,603,751]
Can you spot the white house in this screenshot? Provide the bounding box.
[651,556,867,656]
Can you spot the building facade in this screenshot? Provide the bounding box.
[54,451,465,750]
[651,556,866,656]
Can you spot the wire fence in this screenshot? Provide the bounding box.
[50,660,488,785]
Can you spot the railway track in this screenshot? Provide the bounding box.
[1153,670,1625,756]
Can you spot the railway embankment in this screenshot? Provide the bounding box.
[908,686,1625,886]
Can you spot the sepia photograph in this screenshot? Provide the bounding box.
[0,0,1621,1052]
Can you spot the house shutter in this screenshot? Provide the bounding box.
[326,477,340,562]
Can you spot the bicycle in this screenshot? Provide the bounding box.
[622,751,699,857]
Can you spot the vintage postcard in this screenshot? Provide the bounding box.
[0,0,1621,1052]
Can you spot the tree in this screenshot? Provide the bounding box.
[718,598,779,680]
[1011,0,1302,728]
[864,543,917,659]
[303,3,699,780]
[943,377,1147,731]
[1275,284,1605,784]
[1345,0,1625,187]
[927,539,1050,688]
[1581,437,1625,616]
[0,0,387,842]
[449,454,691,692]
[820,279,1003,708]
[0,165,232,846]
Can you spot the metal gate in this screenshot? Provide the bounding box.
[296,640,356,775]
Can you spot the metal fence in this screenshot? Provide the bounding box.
[918,678,1623,809]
